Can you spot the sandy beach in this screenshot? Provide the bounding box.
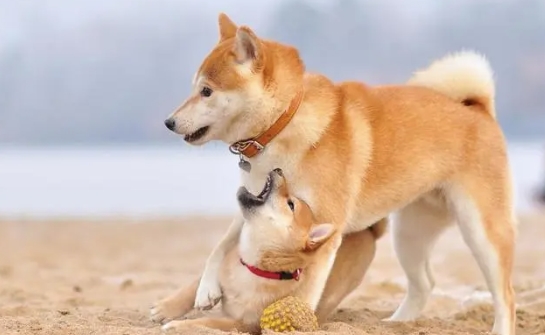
[1,212,544,335]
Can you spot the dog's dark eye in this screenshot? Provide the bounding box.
[200,86,213,97]
[287,199,295,212]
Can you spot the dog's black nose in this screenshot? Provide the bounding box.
[164,118,176,130]
[273,168,283,176]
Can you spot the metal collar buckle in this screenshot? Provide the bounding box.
[229,140,264,156]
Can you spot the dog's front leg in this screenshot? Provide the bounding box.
[194,212,244,310]
[315,220,385,321]
[298,232,343,311]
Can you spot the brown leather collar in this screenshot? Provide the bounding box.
[229,90,304,159]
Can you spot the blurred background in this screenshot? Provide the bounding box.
[0,0,544,218]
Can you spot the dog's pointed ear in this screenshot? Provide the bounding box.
[218,13,237,42]
[305,224,335,251]
[233,26,263,66]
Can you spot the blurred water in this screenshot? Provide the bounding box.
[0,142,543,218]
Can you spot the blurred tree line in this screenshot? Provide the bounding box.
[0,0,544,145]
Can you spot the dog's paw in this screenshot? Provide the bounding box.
[194,277,222,310]
[381,313,415,322]
[161,320,187,332]
[150,298,186,324]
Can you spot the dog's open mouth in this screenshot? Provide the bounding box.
[257,174,273,199]
[184,126,209,143]
[237,173,274,209]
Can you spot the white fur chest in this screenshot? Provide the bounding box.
[219,263,263,325]
[219,250,297,326]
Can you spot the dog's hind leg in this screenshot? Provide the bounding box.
[386,194,453,321]
[315,219,386,321]
[447,177,516,335]
[162,317,251,333]
[150,278,199,324]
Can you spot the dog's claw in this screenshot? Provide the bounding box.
[150,306,167,324]
[195,293,221,311]
[194,278,222,310]
[150,302,180,325]
[162,320,194,333]
[161,322,174,332]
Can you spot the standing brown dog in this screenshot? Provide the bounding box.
[152,13,516,335]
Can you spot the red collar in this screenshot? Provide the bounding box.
[240,258,301,281]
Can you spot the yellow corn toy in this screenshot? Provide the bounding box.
[260,296,318,332]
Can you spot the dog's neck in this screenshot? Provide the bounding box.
[229,89,304,160]
[260,40,306,122]
[255,249,309,273]
[241,84,337,169]
[223,42,325,152]
[238,224,309,275]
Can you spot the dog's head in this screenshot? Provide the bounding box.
[164,13,304,145]
[236,168,336,270]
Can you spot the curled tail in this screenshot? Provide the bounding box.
[408,50,496,119]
